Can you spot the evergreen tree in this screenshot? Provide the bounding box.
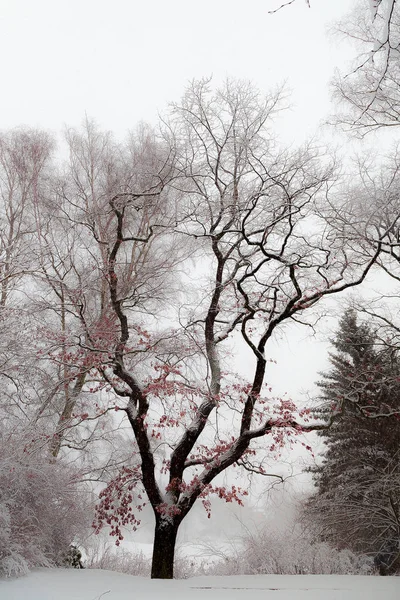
[306,310,400,574]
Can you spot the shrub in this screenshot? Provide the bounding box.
[0,429,93,577]
[205,525,373,576]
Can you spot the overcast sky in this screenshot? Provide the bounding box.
[0,0,356,140]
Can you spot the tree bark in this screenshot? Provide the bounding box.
[151,517,180,579]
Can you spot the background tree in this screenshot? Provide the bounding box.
[0,128,55,427]
[28,119,180,465]
[305,310,400,574]
[332,0,400,134]
[269,0,400,134]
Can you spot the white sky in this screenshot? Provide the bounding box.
[0,0,356,142]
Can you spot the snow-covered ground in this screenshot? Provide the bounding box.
[0,569,399,600]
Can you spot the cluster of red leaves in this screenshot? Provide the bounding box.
[200,484,249,518]
[93,465,145,546]
[191,438,235,461]
[142,364,188,399]
[267,400,314,455]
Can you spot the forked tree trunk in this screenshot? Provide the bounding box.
[151,517,180,579]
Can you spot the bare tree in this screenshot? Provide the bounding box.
[0,426,93,577]
[0,128,53,305]
[306,444,400,573]
[267,0,311,13]
[268,0,400,134]
[75,79,387,578]
[0,129,56,428]
[328,148,400,347]
[332,0,400,134]
[30,119,181,468]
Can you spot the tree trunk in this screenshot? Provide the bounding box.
[151,517,180,579]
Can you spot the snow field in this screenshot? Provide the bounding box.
[0,569,399,600]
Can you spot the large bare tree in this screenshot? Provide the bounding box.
[69,80,386,578]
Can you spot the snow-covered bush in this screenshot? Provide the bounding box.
[0,429,93,577]
[206,526,373,576]
[174,551,211,579]
[86,542,151,577]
